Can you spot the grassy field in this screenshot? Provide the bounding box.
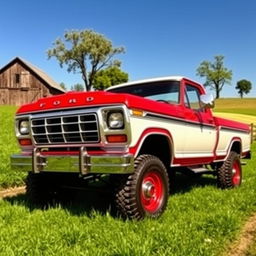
[0,102,255,255]
[214,112,256,125]
[0,144,254,255]
[0,106,25,188]
[214,98,256,116]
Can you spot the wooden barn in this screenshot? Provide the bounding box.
[0,57,65,106]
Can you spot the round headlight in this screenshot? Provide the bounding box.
[107,112,124,129]
[19,120,30,135]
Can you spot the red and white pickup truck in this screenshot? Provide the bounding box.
[11,76,252,219]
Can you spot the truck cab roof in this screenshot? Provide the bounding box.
[106,76,185,91]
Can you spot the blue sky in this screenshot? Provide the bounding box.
[0,0,255,97]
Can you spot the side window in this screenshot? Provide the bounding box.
[185,84,201,110]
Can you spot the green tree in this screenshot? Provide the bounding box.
[47,29,125,91]
[59,82,67,91]
[93,65,128,90]
[236,79,252,98]
[196,55,232,99]
[71,83,84,91]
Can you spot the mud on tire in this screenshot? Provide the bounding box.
[115,154,169,220]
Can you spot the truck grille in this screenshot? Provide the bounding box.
[31,113,99,145]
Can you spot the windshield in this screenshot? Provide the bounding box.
[108,81,180,104]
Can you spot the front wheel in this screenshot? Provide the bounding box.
[217,151,242,189]
[115,154,169,220]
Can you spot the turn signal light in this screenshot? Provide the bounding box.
[132,109,144,117]
[106,135,127,143]
[19,139,32,146]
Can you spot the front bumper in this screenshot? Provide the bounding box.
[11,148,134,175]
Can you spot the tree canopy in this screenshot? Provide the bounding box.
[93,65,128,90]
[71,83,84,91]
[236,79,252,98]
[47,29,125,91]
[196,55,232,99]
[59,82,67,91]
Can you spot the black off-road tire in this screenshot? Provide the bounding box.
[217,151,242,189]
[115,154,169,220]
[26,172,60,207]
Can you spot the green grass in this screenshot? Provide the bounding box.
[0,104,255,255]
[214,98,256,116]
[0,144,254,255]
[0,106,26,188]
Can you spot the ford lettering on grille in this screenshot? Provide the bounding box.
[31,113,99,144]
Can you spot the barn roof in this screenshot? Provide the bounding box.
[0,57,66,93]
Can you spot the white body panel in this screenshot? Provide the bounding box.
[181,124,216,158]
[129,114,217,159]
[129,112,251,163]
[216,128,251,158]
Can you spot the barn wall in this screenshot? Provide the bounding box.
[0,62,51,106]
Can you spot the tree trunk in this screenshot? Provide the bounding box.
[84,80,91,92]
[216,89,220,99]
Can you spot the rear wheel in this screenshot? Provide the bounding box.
[217,151,242,189]
[115,154,169,220]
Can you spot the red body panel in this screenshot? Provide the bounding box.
[214,116,250,132]
[172,156,214,166]
[17,90,184,120]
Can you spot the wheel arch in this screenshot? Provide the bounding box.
[229,138,242,155]
[135,130,174,168]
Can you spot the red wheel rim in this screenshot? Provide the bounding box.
[140,171,164,213]
[232,160,241,186]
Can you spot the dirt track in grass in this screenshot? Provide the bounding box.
[225,214,256,256]
[0,186,25,198]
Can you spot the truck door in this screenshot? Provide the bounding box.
[181,83,217,164]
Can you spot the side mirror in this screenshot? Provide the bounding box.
[200,93,215,109]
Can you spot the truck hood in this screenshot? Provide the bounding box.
[16,91,183,118]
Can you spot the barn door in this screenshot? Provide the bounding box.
[20,71,30,89]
